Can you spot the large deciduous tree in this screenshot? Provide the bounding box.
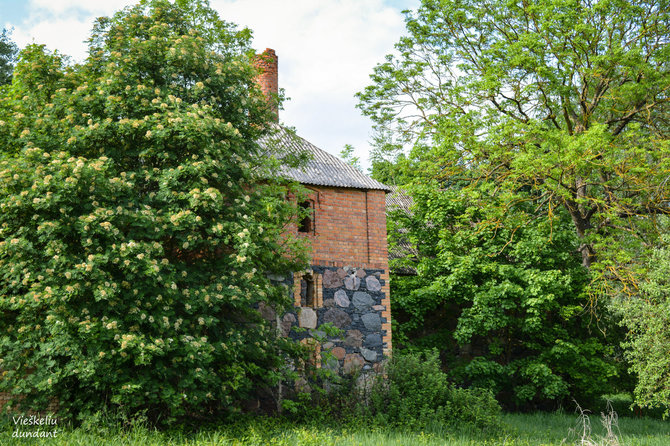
[359,0,669,409]
[0,28,19,86]
[358,0,670,284]
[0,0,306,423]
[387,183,625,409]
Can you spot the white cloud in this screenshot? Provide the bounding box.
[11,17,95,61]
[28,0,134,16]
[214,0,412,166]
[5,0,417,169]
[8,0,136,61]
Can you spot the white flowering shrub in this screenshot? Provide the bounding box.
[0,0,307,424]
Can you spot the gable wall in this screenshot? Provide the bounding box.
[291,186,392,357]
[303,187,388,267]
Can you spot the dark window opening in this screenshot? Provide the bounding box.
[300,273,315,307]
[298,200,313,233]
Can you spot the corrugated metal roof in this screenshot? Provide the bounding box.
[385,186,418,274]
[386,185,414,214]
[259,124,390,191]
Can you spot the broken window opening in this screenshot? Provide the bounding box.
[298,200,314,233]
[300,273,315,307]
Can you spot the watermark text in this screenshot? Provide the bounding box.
[12,415,58,438]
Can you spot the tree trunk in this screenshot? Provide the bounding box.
[566,200,595,268]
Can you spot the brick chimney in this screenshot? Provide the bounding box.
[254,48,278,120]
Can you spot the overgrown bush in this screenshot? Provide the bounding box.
[592,394,666,420]
[619,235,670,419]
[276,324,356,423]
[367,350,501,429]
[387,184,626,410]
[0,0,307,424]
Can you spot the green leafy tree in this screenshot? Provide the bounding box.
[0,28,19,86]
[367,128,415,186]
[388,183,624,409]
[339,144,362,172]
[619,234,670,417]
[358,0,670,289]
[0,0,307,423]
[360,0,670,410]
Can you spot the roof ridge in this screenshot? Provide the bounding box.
[259,124,391,191]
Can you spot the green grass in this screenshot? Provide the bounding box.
[1,412,668,445]
[502,412,669,445]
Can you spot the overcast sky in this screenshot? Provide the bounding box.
[1,0,419,171]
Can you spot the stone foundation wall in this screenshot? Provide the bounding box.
[272,265,389,375]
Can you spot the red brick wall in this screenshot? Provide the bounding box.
[0,391,58,414]
[292,186,392,354]
[0,391,10,411]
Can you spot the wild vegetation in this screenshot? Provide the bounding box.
[0,28,18,86]
[2,410,670,445]
[0,0,308,425]
[619,237,670,418]
[358,0,670,415]
[385,185,626,410]
[0,0,669,440]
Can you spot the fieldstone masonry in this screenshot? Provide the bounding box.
[298,307,318,329]
[268,266,389,375]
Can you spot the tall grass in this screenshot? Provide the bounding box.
[1,412,668,445]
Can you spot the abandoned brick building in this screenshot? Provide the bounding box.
[256,49,393,374]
